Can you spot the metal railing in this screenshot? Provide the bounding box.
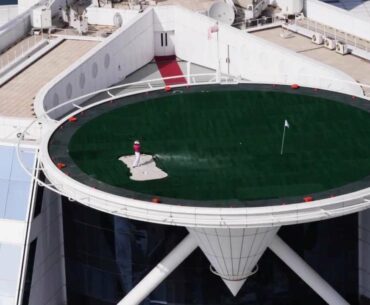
[233,15,282,30]
[14,73,370,228]
[41,71,370,119]
[41,72,227,119]
[288,17,370,53]
[0,35,44,71]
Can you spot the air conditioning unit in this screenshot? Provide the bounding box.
[311,33,323,45]
[324,37,336,50]
[336,41,348,55]
[31,6,52,29]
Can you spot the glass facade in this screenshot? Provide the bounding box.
[62,199,359,305]
[21,239,37,305]
[0,145,36,305]
[32,171,45,219]
[0,145,35,221]
[0,0,17,5]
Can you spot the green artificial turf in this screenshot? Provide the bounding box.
[68,89,370,203]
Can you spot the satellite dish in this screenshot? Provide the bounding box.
[207,1,235,25]
[280,0,304,15]
[113,13,123,27]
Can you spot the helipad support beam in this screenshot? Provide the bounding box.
[269,235,349,305]
[117,234,198,305]
[187,226,280,296]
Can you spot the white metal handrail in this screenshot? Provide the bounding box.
[15,73,370,228]
[41,72,225,118]
[38,72,370,122]
[0,35,44,71]
[17,72,227,188]
[289,17,370,52]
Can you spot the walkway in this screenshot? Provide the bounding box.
[155,56,187,85]
[0,39,98,118]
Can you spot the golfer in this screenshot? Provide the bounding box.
[133,140,141,168]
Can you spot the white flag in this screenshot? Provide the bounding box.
[284,120,289,128]
[208,23,219,40]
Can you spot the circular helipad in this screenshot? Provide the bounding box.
[48,84,370,207]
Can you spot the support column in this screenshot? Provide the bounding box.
[186,61,191,84]
[117,234,198,305]
[269,235,349,305]
[187,226,280,296]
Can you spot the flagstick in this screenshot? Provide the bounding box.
[216,22,221,82]
[280,125,287,155]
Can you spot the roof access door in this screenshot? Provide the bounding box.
[154,31,175,56]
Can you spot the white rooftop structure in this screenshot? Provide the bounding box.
[0,0,370,304]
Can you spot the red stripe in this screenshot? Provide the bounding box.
[155,56,187,86]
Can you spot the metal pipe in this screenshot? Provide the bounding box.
[117,234,198,305]
[269,235,349,305]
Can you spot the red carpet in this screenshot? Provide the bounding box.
[155,56,187,86]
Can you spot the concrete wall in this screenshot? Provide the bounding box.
[25,189,67,305]
[359,210,370,301]
[0,8,32,54]
[18,0,39,14]
[153,6,176,56]
[305,0,370,42]
[153,5,175,32]
[36,9,154,119]
[86,7,138,26]
[0,0,64,53]
[17,0,61,15]
[0,5,18,27]
[0,0,55,53]
[173,6,362,96]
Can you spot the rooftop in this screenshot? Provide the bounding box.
[0,39,98,118]
[253,27,370,96]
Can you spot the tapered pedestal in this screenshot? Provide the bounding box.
[187,226,280,296]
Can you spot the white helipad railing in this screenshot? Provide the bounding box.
[16,73,370,228]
